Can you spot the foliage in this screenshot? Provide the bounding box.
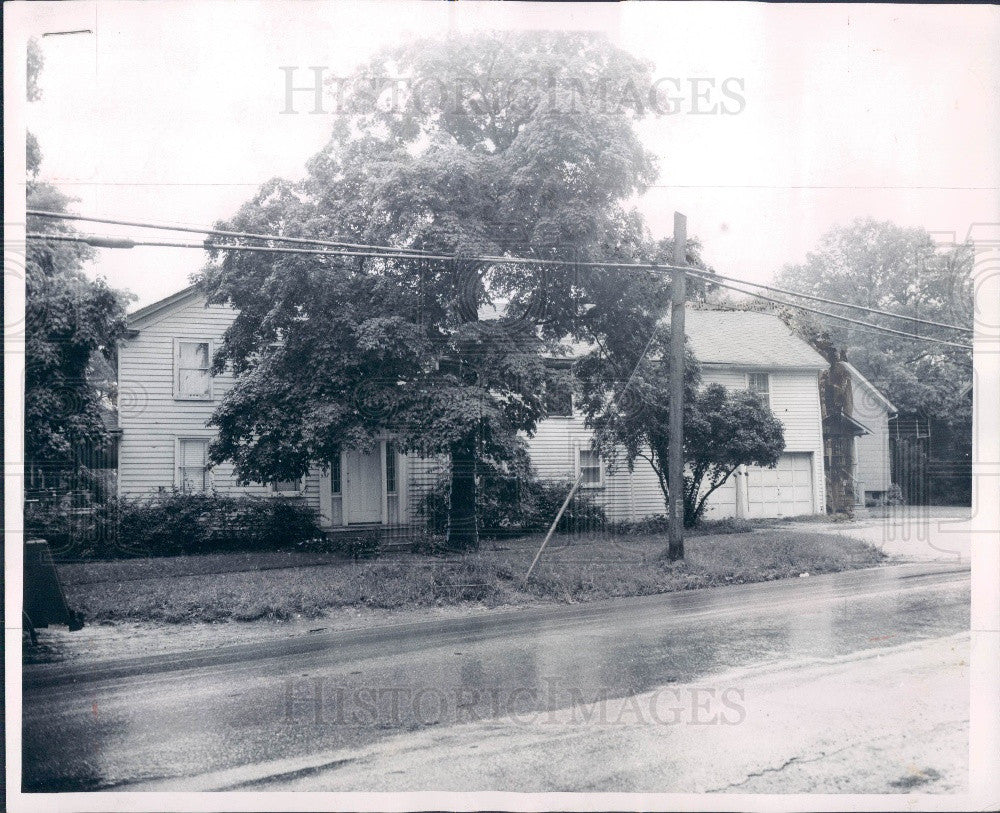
[612,514,754,537]
[777,218,973,429]
[421,452,607,538]
[196,32,685,549]
[683,384,785,525]
[26,492,323,560]
[579,343,785,527]
[24,37,131,492]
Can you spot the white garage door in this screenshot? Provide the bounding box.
[746,453,814,518]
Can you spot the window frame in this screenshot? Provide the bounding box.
[174,436,212,493]
[577,446,605,489]
[330,451,342,496]
[173,338,214,401]
[385,442,398,495]
[271,477,305,497]
[544,364,575,418]
[746,371,771,407]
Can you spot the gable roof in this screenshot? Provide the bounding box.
[127,285,201,329]
[668,309,828,370]
[557,308,827,370]
[842,361,898,415]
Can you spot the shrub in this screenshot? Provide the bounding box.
[24,498,104,559]
[611,514,755,536]
[27,492,323,560]
[334,529,382,561]
[420,462,606,540]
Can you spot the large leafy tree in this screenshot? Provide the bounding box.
[777,219,973,502]
[777,218,973,425]
[24,38,130,494]
[199,32,664,549]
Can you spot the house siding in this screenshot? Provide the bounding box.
[853,395,892,495]
[118,293,827,525]
[117,293,323,513]
[525,417,666,521]
[708,366,826,515]
[522,366,828,522]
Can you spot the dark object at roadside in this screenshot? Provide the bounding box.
[23,539,84,644]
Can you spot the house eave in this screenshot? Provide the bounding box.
[126,285,201,330]
[701,362,827,373]
[823,411,872,436]
[841,361,898,415]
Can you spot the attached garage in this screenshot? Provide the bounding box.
[745,452,815,518]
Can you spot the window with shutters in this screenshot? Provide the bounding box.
[176,438,210,492]
[174,339,213,400]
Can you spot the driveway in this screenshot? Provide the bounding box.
[779,507,972,563]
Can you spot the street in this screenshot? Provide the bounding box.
[23,561,970,793]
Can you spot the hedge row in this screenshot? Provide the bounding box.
[24,492,322,560]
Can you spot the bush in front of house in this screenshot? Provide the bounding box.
[421,464,607,540]
[27,492,323,559]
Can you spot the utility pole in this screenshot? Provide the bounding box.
[667,212,687,560]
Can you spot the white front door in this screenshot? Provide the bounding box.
[345,449,383,523]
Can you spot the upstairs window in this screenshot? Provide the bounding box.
[174,339,213,400]
[748,372,770,404]
[578,448,604,488]
[177,438,209,492]
[544,368,575,417]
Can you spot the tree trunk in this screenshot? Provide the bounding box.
[447,435,479,551]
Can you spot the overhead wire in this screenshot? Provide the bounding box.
[25,223,973,350]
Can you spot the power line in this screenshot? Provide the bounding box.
[683,267,973,350]
[26,228,973,349]
[28,208,973,335]
[693,269,970,334]
[25,232,437,260]
[27,209,722,274]
[27,209,434,259]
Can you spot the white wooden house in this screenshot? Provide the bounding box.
[118,288,848,528]
[842,361,898,504]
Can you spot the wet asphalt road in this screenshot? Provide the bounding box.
[22,562,970,792]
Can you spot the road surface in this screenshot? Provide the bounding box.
[22,561,969,793]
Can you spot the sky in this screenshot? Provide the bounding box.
[18,1,1000,309]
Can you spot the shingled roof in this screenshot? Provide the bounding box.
[558,308,828,370]
[671,308,828,369]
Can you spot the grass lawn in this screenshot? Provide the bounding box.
[57,530,886,625]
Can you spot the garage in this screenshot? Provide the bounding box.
[745,452,815,518]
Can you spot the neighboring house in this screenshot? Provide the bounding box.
[843,361,897,504]
[117,291,830,530]
[816,347,898,513]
